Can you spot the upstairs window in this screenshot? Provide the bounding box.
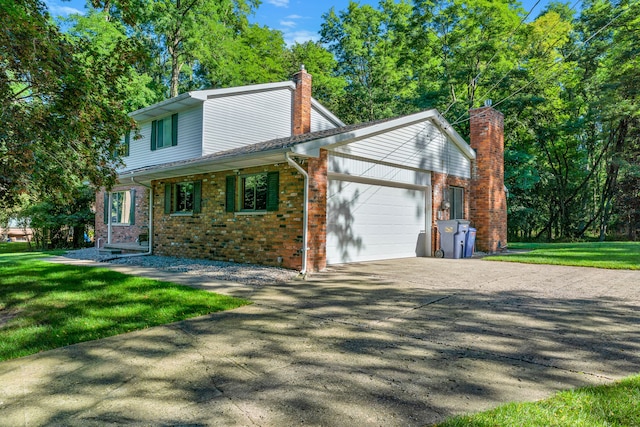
[448,186,465,220]
[226,172,279,213]
[151,113,178,150]
[119,132,130,157]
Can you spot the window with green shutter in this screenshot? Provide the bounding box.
[164,180,201,215]
[118,132,130,157]
[227,172,279,213]
[151,113,178,151]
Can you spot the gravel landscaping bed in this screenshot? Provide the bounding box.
[64,248,299,286]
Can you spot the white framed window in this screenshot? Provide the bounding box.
[151,113,178,150]
[448,186,465,220]
[164,181,202,215]
[104,190,135,225]
[241,173,268,211]
[225,172,279,213]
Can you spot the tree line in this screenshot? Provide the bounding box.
[1,0,637,247]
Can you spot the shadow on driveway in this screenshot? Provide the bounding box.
[1,257,639,426]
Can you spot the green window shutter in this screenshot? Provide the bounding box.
[225,175,236,213]
[157,119,164,148]
[150,120,157,151]
[164,183,172,214]
[193,180,202,213]
[266,172,279,211]
[103,192,109,224]
[171,113,178,146]
[124,132,130,156]
[129,189,136,225]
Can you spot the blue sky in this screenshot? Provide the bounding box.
[46,0,552,45]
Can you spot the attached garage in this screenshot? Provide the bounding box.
[326,177,430,265]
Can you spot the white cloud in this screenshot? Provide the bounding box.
[266,0,289,7]
[285,14,303,19]
[284,30,319,46]
[45,0,84,16]
[280,20,297,28]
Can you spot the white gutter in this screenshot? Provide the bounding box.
[285,152,309,276]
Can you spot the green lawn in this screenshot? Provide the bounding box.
[486,241,640,270]
[445,241,639,426]
[0,241,32,254]
[436,375,640,427]
[0,249,250,361]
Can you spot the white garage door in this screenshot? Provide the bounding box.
[327,179,428,264]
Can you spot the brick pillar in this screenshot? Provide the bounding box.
[292,66,312,136]
[469,106,507,253]
[306,149,328,271]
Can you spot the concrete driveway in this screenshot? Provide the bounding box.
[1,257,639,426]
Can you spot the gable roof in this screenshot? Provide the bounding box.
[118,109,474,184]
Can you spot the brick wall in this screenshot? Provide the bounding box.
[151,163,307,270]
[306,149,328,271]
[95,185,149,246]
[469,106,507,253]
[431,173,471,255]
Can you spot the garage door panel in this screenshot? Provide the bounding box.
[327,180,427,264]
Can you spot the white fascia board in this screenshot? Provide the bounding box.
[129,93,203,121]
[292,109,476,160]
[311,99,345,127]
[429,110,476,160]
[129,81,297,121]
[117,148,291,184]
[202,81,295,99]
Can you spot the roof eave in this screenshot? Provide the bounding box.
[117,147,293,185]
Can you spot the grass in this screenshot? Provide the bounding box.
[0,248,250,361]
[0,241,32,254]
[486,241,640,270]
[436,375,640,427]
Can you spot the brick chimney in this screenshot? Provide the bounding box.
[292,65,312,136]
[469,106,507,253]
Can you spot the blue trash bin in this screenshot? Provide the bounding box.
[453,231,466,259]
[464,227,476,258]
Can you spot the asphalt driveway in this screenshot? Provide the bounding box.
[1,257,639,426]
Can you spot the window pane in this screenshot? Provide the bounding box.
[255,174,268,210]
[448,187,464,220]
[241,174,268,211]
[162,118,172,148]
[110,192,131,224]
[176,182,194,212]
[242,176,256,210]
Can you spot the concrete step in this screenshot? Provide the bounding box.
[99,249,122,255]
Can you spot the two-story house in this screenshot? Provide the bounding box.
[96,68,507,273]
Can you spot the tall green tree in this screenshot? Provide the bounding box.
[0,0,137,210]
[320,0,416,123]
[287,41,346,114]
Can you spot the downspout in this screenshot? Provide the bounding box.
[111,178,153,259]
[285,152,309,276]
[107,192,112,245]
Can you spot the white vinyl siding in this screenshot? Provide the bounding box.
[202,88,293,154]
[327,179,428,264]
[311,106,341,132]
[119,106,203,172]
[332,120,471,178]
[328,153,431,187]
